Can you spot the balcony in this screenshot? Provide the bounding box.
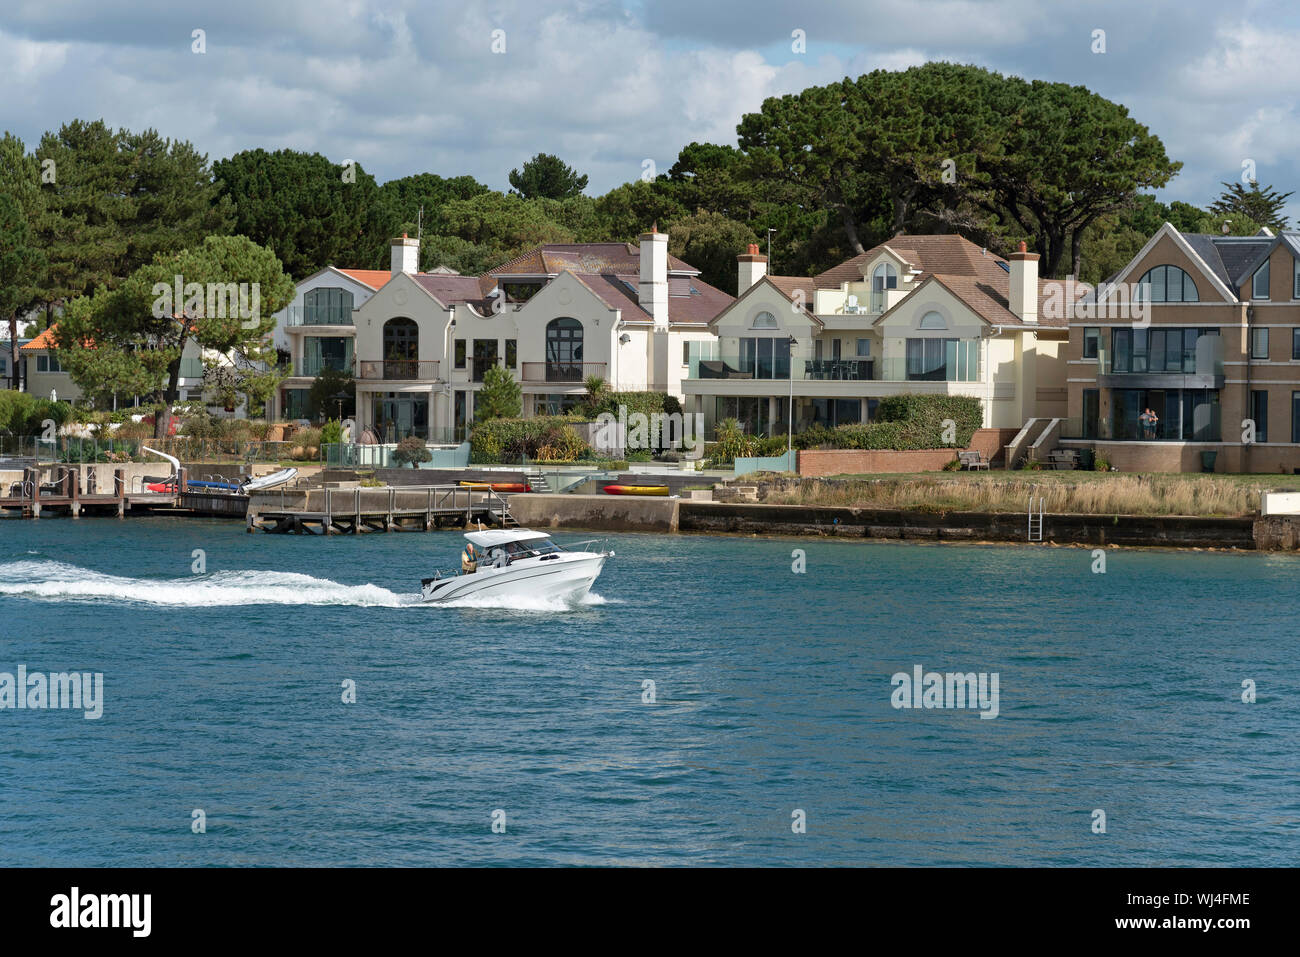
[283,304,354,327]
[519,362,606,384]
[357,359,439,381]
[687,346,979,384]
[1093,335,1224,389]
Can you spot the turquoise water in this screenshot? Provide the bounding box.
[0,515,1297,866]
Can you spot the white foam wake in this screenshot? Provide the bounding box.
[0,559,410,608]
[437,591,613,612]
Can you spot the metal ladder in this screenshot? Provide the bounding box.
[1027,496,1044,542]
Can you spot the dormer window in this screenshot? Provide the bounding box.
[1253,260,1270,300]
[918,311,947,330]
[871,263,898,312]
[751,311,778,329]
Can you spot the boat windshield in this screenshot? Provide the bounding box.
[512,538,559,557]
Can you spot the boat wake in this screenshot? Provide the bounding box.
[435,591,614,612]
[0,559,409,608]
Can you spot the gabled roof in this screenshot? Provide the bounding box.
[1102,222,1240,303]
[707,275,823,331]
[1221,230,1300,285]
[411,273,493,310]
[815,234,998,287]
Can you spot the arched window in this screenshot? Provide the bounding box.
[918,311,947,330]
[751,311,778,329]
[1137,265,1198,303]
[382,317,419,379]
[546,317,583,382]
[871,263,898,312]
[303,287,354,324]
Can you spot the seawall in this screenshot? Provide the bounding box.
[506,494,1256,548]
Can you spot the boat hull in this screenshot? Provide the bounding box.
[602,485,668,496]
[420,552,606,604]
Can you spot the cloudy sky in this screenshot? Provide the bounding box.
[2,0,1299,223]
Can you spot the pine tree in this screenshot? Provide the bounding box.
[474,364,522,420]
[1209,181,1292,231]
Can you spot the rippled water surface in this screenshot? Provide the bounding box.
[1,515,1296,866]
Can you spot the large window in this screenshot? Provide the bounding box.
[1082,389,1099,439]
[36,353,62,372]
[545,317,584,381]
[1250,390,1269,443]
[906,338,956,380]
[1110,388,1220,441]
[1111,327,1218,373]
[374,391,428,442]
[472,339,498,382]
[1293,392,1300,444]
[303,287,354,324]
[1253,261,1270,300]
[1136,265,1199,303]
[738,336,792,379]
[871,263,898,312]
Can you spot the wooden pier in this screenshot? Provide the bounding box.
[0,466,178,518]
[247,484,515,534]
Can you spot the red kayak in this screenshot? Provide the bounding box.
[458,481,531,493]
[603,484,669,496]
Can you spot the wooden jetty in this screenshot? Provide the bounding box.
[0,466,178,518]
[247,484,515,534]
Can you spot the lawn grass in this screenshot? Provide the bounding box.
[754,470,1294,517]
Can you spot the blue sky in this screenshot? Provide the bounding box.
[2,0,1298,224]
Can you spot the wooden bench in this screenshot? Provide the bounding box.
[958,450,989,470]
[1046,449,1078,471]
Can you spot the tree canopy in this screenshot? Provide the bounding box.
[508,153,589,200]
[1210,181,1292,231]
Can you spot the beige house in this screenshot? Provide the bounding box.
[273,232,733,442]
[682,235,1068,439]
[1062,222,1300,472]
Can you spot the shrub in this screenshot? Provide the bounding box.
[469,416,592,464]
[320,419,343,446]
[711,418,754,465]
[475,364,522,420]
[392,436,433,467]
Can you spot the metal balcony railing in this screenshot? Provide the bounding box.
[519,362,606,383]
[356,359,439,381]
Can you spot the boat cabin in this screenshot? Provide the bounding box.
[462,529,561,571]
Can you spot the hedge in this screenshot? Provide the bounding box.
[469,416,592,464]
[793,395,982,451]
[0,391,73,435]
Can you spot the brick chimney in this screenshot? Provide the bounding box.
[737,243,768,293]
[639,225,669,327]
[390,233,419,274]
[1008,241,1038,323]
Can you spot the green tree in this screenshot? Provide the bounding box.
[592,180,687,241]
[214,148,394,278]
[508,153,589,200]
[33,120,233,309]
[474,364,522,421]
[307,366,356,422]
[379,171,491,235]
[1209,181,1292,231]
[437,192,574,267]
[55,235,295,437]
[0,132,47,388]
[736,63,1181,277]
[667,211,758,294]
[0,193,46,388]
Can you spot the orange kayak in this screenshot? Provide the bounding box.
[458,481,531,493]
[603,484,669,496]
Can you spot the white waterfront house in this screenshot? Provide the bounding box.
[682,235,1068,437]
[269,231,733,441]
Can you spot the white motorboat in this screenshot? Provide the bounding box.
[420,529,612,604]
[241,467,298,492]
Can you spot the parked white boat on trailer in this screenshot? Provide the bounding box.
[420,529,612,604]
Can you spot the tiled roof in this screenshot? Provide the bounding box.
[412,274,493,309]
[20,326,58,350]
[808,233,1066,328]
[487,242,699,277]
[337,269,392,289]
[763,276,820,315]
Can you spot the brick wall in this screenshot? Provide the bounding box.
[797,429,1020,477]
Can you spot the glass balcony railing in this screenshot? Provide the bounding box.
[283,304,354,326]
[296,355,354,377]
[1093,334,1224,377]
[686,341,980,383]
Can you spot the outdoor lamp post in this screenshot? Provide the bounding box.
[332,389,349,422]
[787,335,797,460]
